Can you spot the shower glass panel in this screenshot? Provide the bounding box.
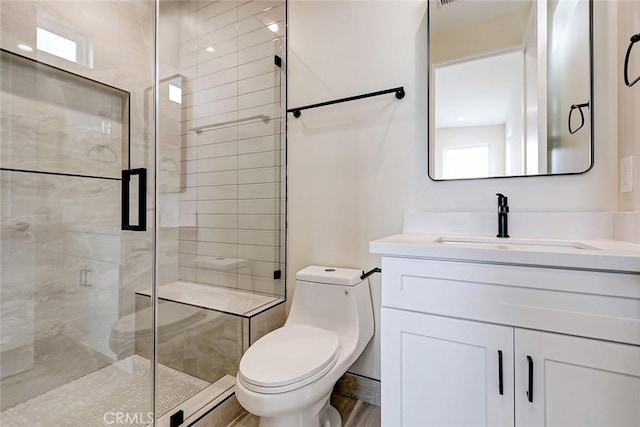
[155,0,286,420]
[0,1,157,425]
[1,0,286,424]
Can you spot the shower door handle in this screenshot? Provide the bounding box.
[526,355,534,403]
[122,168,147,231]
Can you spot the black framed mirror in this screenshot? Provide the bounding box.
[428,0,593,181]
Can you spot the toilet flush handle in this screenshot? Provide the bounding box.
[360,267,382,280]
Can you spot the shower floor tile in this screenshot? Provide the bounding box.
[0,355,209,427]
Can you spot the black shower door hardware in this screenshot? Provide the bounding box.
[0,167,121,180]
[169,410,184,427]
[526,355,534,403]
[122,168,147,231]
[568,102,590,135]
[498,350,504,395]
[288,86,405,118]
[624,33,640,87]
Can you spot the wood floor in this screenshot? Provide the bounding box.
[228,393,381,427]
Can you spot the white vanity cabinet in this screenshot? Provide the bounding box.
[514,329,640,427]
[382,309,514,426]
[378,256,640,427]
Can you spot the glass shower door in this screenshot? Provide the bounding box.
[154,0,287,422]
[0,1,157,425]
[0,0,287,424]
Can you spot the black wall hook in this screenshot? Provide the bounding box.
[624,33,640,87]
[568,102,589,134]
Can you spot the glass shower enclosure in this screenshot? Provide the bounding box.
[0,0,286,425]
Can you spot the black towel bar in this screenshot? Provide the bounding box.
[288,87,405,118]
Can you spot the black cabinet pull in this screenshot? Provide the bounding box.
[498,350,504,395]
[526,355,534,403]
[122,168,147,231]
[624,33,640,88]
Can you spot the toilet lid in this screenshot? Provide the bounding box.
[239,324,339,389]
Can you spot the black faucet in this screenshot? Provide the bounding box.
[496,193,509,238]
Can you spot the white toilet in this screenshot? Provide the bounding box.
[235,266,375,427]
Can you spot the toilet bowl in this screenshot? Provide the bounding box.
[235,266,374,427]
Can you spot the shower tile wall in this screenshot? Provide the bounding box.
[174,0,286,297]
[0,53,124,384]
[0,0,157,411]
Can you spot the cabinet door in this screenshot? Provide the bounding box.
[515,329,640,427]
[382,308,514,427]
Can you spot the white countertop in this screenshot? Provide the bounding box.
[370,234,640,273]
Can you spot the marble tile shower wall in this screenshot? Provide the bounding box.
[174,0,286,297]
[0,0,157,406]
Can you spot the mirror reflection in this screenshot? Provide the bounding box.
[429,0,592,180]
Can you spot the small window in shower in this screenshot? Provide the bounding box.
[37,28,77,62]
[36,13,93,68]
[169,80,182,104]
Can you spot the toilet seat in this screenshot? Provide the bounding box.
[238,324,340,394]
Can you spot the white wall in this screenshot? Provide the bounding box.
[525,4,541,174]
[288,0,618,380]
[618,0,640,211]
[506,65,525,175]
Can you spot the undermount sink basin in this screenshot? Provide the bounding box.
[434,236,601,251]
[370,233,640,273]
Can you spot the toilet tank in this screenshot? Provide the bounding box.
[286,266,374,347]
